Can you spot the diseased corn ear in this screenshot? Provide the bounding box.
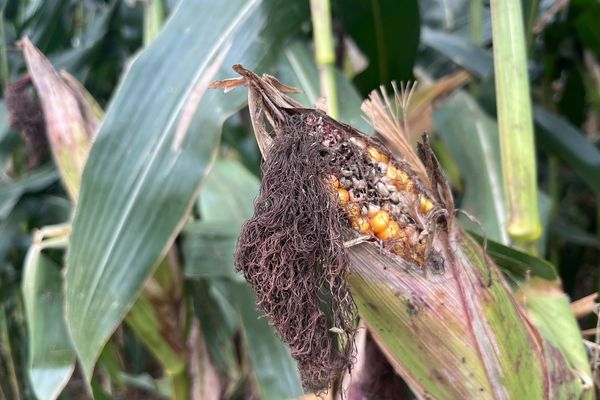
[212,65,584,399]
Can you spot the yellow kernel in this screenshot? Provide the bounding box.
[376,220,401,240]
[337,188,350,203]
[397,170,409,183]
[419,195,434,214]
[367,146,380,160]
[329,175,339,189]
[391,172,410,188]
[369,210,391,233]
[386,165,399,180]
[351,217,371,233]
[368,146,390,163]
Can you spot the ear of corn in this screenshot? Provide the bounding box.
[216,65,590,399]
[19,38,97,201]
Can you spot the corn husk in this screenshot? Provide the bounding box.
[19,37,98,201]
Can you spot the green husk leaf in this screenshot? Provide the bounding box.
[346,230,547,399]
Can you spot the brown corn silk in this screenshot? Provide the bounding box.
[5,75,49,168]
[210,66,579,398]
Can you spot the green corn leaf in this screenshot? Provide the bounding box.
[0,165,58,220]
[22,249,75,400]
[225,280,303,399]
[433,91,509,244]
[534,106,600,195]
[421,27,493,78]
[65,0,308,382]
[184,159,259,280]
[469,232,557,282]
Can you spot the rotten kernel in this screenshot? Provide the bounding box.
[339,177,352,189]
[367,204,381,217]
[349,190,365,201]
[376,182,389,197]
[352,179,367,190]
[377,162,388,174]
[351,217,371,234]
[341,168,353,177]
[386,204,402,218]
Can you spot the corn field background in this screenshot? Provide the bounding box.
[0,0,599,399]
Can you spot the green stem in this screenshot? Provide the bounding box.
[310,0,339,119]
[469,0,483,97]
[490,0,542,249]
[170,370,190,400]
[597,198,600,246]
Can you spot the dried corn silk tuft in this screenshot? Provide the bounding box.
[235,115,356,391]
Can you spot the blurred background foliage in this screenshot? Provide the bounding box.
[0,0,598,399]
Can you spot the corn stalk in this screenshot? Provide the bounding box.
[490,0,541,249]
